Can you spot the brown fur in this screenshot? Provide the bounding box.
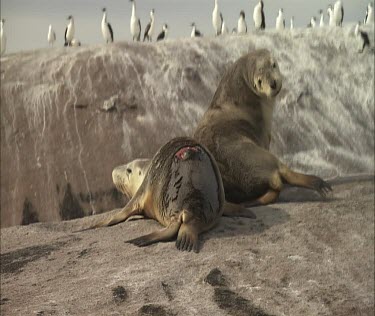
[78,137,227,253]
[194,49,332,205]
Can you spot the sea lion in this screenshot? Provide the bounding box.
[80,137,226,253]
[112,158,256,219]
[194,49,332,205]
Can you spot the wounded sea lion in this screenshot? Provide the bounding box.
[194,49,332,205]
[112,158,256,219]
[80,137,227,252]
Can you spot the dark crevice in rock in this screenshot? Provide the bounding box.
[77,248,90,258]
[59,183,84,220]
[78,187,125,204]
[21,198,39,225]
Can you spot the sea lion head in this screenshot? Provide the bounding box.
[248,49,282,98]
[112,159,151,198]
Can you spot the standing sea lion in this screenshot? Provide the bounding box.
[194,49,332,205]
[80,137,226,252]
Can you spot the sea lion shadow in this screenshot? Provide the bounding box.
[204,205,290,241]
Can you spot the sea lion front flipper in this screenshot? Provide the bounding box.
[222,202,256,219]
[126,221,181,247]
[75,196,143,232]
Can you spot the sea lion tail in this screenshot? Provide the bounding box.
[279,164,333,197]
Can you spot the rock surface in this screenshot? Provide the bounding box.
[1,25,374,227]
[1,177,374,316]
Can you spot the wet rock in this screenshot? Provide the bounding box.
[139,304,176,316]
[204,268,228,287]
[112,286,127,304]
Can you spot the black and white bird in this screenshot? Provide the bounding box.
[364,3,374,25]
[101,8,113,43]
[130,0,141,41]
[237,10,247,34]
[157,24,168,41]
[1,19,6,55]
[191,23,203,38]
[253,0,265,30]
[48,25,56,46]
[355,22,370,53]
[212,0,222,36]
[333,0,344,26]
[319,9,325,27]
[64,15,75,46]
[276,8,285,30]
[64,16,75,46]
[143,9,155,41]
[308,17,317,28]
[220,13,228,34]
[327,5,334,27]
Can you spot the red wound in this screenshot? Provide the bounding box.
[175,146,200,160]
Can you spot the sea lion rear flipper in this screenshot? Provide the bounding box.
[126,221,181,247]
[222,202,256,219]
[176,223,200,253]
[279,164,333,197]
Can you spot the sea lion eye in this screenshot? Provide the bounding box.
[139,171,141,176]
[126,168,132,174]
[272,62,276,68]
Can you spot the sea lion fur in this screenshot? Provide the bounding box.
[194,49,332,205]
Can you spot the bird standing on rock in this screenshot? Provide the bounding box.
[276,8,285,30]
[212,0,222,36]
[48,24,56,46]
[0,19,6,55]
[101,8,114,43]
[237,11,247,34]
[64,15,75,46]
[130,0,141,41]
[143,9,155,42]
[253,0,265,30]
[191,23,203,38]
[157,24,168,41]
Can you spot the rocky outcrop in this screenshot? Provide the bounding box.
[1,26,374,227]
[1,178,373,315]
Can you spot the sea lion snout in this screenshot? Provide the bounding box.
[112,159,151,198]
[268,76,282,97]
[254,72,282,98]
[251,51,282,98]
[112,165,130,196]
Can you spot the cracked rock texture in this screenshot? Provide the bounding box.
[1,178,374,315]
[1,25,374,227]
